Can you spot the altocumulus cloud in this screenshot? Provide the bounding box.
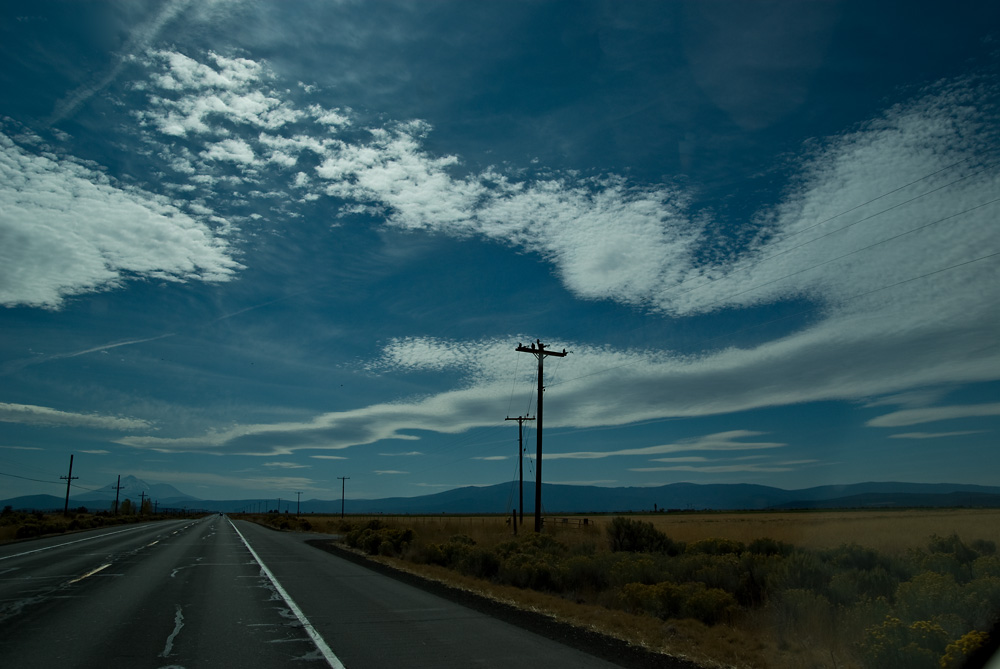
[0,131,240,309]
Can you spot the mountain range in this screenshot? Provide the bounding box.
[4,477,1000,514]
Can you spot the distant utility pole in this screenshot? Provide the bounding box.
[139,491,147,515]
[338,477,350,518]
[113,474,123,516]
[505,415,535,527]
[296,491,302,516]
[61,454,78,517]
[516,339,568,533]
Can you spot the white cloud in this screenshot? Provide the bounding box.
[546,431,784,460]
[261,461,310,469]
[375,470,408,475]
[868,403,1000,428]
[128,468,325,494]
[0,402,152,431]
[138,50,302,137]
[888,431,985,439]
[629,463,796,473]
[201,138,257,165]
[100,54,998,457]
[0,133,240,308]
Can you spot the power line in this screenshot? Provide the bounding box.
[0,470,61,485]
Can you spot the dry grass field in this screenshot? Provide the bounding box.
[345,507,1000,554]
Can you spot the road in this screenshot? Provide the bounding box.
[0,516,629,668]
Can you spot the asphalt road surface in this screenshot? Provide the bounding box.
[0,516,631,668]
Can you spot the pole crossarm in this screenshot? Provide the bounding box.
[515,339,568,533]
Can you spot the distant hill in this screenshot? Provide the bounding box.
[4,479,1000,514]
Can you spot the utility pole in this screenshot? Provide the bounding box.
[113,474,123,516]
[296,491,302,516]
[139,491,147,515]
[338,477,350,518]
[505,415,534,527]
[61,454,78,517]
[516,339,567,533]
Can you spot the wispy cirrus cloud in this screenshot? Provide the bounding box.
[0,402,151,431]
[546,431,784,460]
[868,403,1000,428]
[889,431,985,439]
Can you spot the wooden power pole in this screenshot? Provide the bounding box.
[113,474,123,515]
[515,339,567,532]
[505,415,534,527]
[61,454,78,517]
[338,477,350,518]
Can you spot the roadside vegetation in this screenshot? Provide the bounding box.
[261,509,1000,669]
[0,504,198,543]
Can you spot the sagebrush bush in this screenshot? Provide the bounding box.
[606,517,684,555]
[686,537,744,555]
[858,616,950,669]
[619,580,737,625]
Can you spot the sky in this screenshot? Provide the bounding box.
[0,0,998,504]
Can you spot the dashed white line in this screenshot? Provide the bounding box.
[229,520,346,669]
[68,563,112,584]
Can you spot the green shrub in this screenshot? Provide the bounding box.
[619,580,737,625]
[962,576,1000,630]
[346,525,415,556]
[499,552,558,591]
[940,630,989,669]
[686,537,745,555]
[606,517,684,555]
[858,617,950,669]
[747,537,794,556]
[829,566,898,606]
[559,554,610,593]
[609,553,663,587]
[769,549,833,594]
[895,572,963,623]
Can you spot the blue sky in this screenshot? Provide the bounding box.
[1,1,998,503]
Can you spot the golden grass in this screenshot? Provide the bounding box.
[345,508,1000,555]
[593,508,1000,555]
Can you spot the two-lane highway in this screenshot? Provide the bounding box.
[0,516,322,667]
[0,517,628,668]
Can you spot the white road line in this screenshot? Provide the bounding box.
[0,525,147,561]
[68,563,112,584]
[229,520,346,669]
